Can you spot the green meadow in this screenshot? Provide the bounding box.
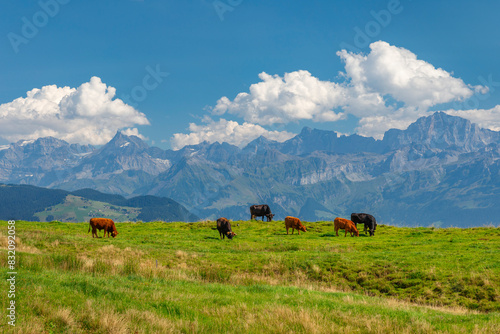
[34,195,140,223]
[1,220,499,333]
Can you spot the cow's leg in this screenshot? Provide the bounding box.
[286,226,289,235]
[335,227,339,237]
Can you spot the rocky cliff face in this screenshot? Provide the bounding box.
[1,113,499,227]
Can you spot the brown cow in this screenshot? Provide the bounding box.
[216,217,236,239]
[285,216,307,235]
[334,217,359,237]
[88,218,118,238]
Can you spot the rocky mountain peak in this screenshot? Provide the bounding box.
[383,112,500,152]
[100,131,150,154]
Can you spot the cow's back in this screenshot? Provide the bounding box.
[334,217,354,229]
[90,218,110,228]
[217,217,229,230]
[351,213,375,224]
[285,216,296,227]
[285,216,302,228]
[90,218,116,231]
[250,204,270,214]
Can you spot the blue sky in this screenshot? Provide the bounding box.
[1,0,500,149]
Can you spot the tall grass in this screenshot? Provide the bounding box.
[0,220,499,333]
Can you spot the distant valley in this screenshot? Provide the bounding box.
[0,184,198,223]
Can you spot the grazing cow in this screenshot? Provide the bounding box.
[334,217,359,237]
[216,217,236,240]
[285,216,307,235]
[350,213,377,236]
[88,218,118,238]
[250,204,275,221]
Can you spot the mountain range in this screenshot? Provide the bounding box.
[1,112,499,227]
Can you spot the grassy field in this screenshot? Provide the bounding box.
[1,220,499,333]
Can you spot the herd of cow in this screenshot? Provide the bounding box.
[87,205,377,240]
[215,205,378,240]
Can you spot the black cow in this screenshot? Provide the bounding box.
[350,213,377,236]
[250,204,275,221]
[216,217,236,239]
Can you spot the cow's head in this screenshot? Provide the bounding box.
[267,213,275,221]
[111,231,118,238]
[369,229,375,236]
[226,232,236,239]
[299,224,307,233]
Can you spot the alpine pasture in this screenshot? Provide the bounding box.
[1,220,499,333]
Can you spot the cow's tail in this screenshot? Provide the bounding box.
[88,222,91,233]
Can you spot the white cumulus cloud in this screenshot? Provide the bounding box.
[172,41,491,149]
[171,118,295,150]
[0,77,149,145]
[339,41,488,137]
[212,70,347,124]
[338,41,483,109]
